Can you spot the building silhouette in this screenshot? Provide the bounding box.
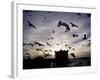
[55,50,69,67]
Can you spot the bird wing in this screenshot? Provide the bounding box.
[27,21,37,29]
[46,42,52,47]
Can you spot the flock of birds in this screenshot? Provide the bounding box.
[24,11,90,58]
[27,20,87,40]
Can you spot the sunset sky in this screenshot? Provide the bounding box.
[23,10,91,59]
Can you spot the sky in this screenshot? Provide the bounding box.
[23,10,91,59]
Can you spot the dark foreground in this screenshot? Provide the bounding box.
[23,57,91,69]
[23,50,91,69]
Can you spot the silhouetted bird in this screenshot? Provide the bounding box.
[44,17,47,20]
[42,51,51,57]
[44,50,48,52]
[83,34,87,40]
[25,53,31,59]
[72,48,75,50]
[36,48,42,51]
[48,37,54,40]
[47,11,51,13]
[70,22,79,27]
[27,21,37,29]
[28,43,34,47]
[65,44,68,47]
[23,43,34,47]
[26,53,30,56]
[53,30,55,33]
[87,14,91,17]
[51,37,54,39]
[57,20,70,32]
[77,13,81,17]
[44,50,52,52]
[46,42,52,47]
[34,42,45,46]
[56,44,59,46]
[49,50,52,52]
[72,34,79,37]
[68,46,71,49]
[23,43,27,46]
[70,53,76,58]
[29,14,31,17]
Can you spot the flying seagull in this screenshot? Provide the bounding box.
[29,14,31,17]
[72,34,79,37]
[44,50,52,52]
[68,46,71,49]
[23,43,28,46]
[34,42,45,46]
[57,20,70,32]
[72,48,75,50]
[25,53,31,59]
[56,44,59,46]
[23,43,34,47]
[53,30,55,33]
[77,13,81,17]
[27,21,37,29]
[65,44,68,47]
[70,53,76,58]
[46,42,52,47]
[83,34,87,40]
[44,17,47,20]
[70,22,79,27]
[42,51,51,57]
[27,43,34,47]
[87,14,91,17]
[36,48,42,51]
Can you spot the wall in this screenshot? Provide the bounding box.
[0,0,100,80]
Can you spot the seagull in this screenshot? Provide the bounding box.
[44,50,52,52]
[23,43,28,46]
[72,34,79,37]
[29,14,31,17]
[70,22,79,27]
[23,43,34,47]
[65,44,68,47]
[36,48,42,51]
[26,53,30,56]
[87,14,91,17]
[44,17,47,20]
[27,43,34,47]
[46,42,52,47]
[68,46,71,49]
[56,44,59,46]
[77,13,81,17]
[34,42,45,46]
[72,48,75,50]
[57,20,70,32]
[70,53,76,58]
[53,30,55,33]
[42,51,51,57]
[83,34,87,40]
[27,21,37,29]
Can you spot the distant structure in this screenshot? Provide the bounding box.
[55,50,69,67]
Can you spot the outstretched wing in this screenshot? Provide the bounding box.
[70,22,79,27]
[27,21,37,29]
[70,53,76,58]
[46,42,52,47]
[34,42,45,46]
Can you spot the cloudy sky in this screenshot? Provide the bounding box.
[23,10,91,59]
